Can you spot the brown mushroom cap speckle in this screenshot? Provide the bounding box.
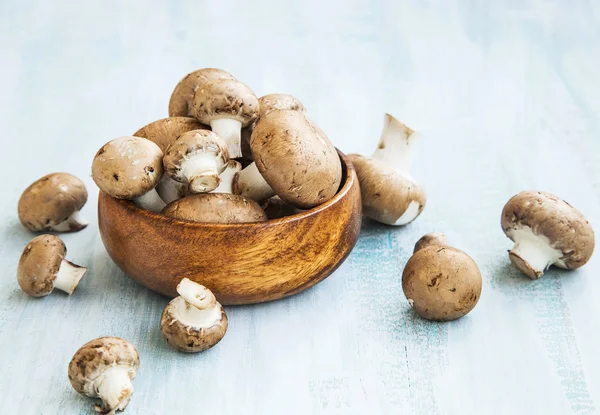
[161,193,267,224]
[160,297,228,353]
[502,191,595,270]
[349,154,426,226]
[169,68,236,117]
[92,136,164,200]
[68,336,139,397]
[17,235,66,297]
[133,117,208,152]
[258,93,305,119]
[250,110,342,209]
[18,173,88,232]
[402,243,482,321]
[191,78,259,126]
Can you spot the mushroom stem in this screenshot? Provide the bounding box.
[54,259,87,295]
[94,365,134,415]
[393,200,423,226]
[156,176,187,204]
[233,162,275,201]
[174,278,220,328]
[50,210,89,232]
[182,152,223,193]
[372,113,419,174]
[210,118,243,159]
[508,227,562,279]
[133,189,166,213]
[212,161,242,194]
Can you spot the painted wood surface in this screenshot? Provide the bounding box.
[1,1,599,413]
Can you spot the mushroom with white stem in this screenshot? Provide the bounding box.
[18,173,88,232]
[68,337,139,415]
[17,234,87,297]
[191,78,259,159]
[160,278,228,352]
[212,160,242,194]
[162,193,267,224]
[234,110,342,208]
[163,130,229,194]
[402,233,482,321]
[133,117,207,204]
[348,113,426,226]
[92,136,166,212]
[501,191,595,279]
[168,68,236,117]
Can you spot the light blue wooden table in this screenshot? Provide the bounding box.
[1,1,599,414]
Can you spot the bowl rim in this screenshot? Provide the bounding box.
[100,149,356,229]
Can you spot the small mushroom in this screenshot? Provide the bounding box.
[163,130,229,194]
[160,278,228,352]
[212,160,242,194]
[258,93,305,119]
[18,173,88,232]
[234,110,342,208]
[161,193,267,224]
[92,136,166,212]
[17,234,87,297]
[68,337,139,415]
[168,68,236,117]
[501,191,595,279]
[191,78,259,159]
[348,113,426,226]
[402,234,482,321]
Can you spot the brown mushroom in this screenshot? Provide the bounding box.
[191,78,259,158]
[168,68,236,117]
[349,113,426,226]
[501,191,595,279]
[258,93,305,119]
[68,337,139,415]
[92,136,165,212]
[17,234,87,297]
[18,173,88,232]
[161,193,267,224]
[163,130,229,194]
[402,234,482,321]
[160,278,228,353]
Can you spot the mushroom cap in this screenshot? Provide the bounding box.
[18,173,88,232]
[168,68,236,117]
[161,193,267,224]
[68,336,139,398]
[92,136,164,199]
[191,78,259,126]
[349,154,426,225]
[258,93,305,119]
[414,233,448,253]
[17,234,66,297]
[250,110,342,209]
[163,130,229,182]
[160,297,228,353]
[501,191,595,269]
[402,245,482,321]
[133,117,208,152]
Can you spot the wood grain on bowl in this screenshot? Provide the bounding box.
[98,151,361,305]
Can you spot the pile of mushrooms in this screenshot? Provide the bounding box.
[12,66,597,413]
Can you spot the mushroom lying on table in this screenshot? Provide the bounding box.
[234,110,342,209]
[92,136,166,212]
[18,173,88,232]
[349,113,426,226]
[501,191,595,279]
[17,235,87,297]
[168,68,236,117]
[163,130,229,194]
[160,278,228,352]
[162,193,267,224]
[191,78,259,158]
[402,233,482,321]
[68,337,139,415]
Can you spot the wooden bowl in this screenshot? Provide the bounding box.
[98,151,362,305]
